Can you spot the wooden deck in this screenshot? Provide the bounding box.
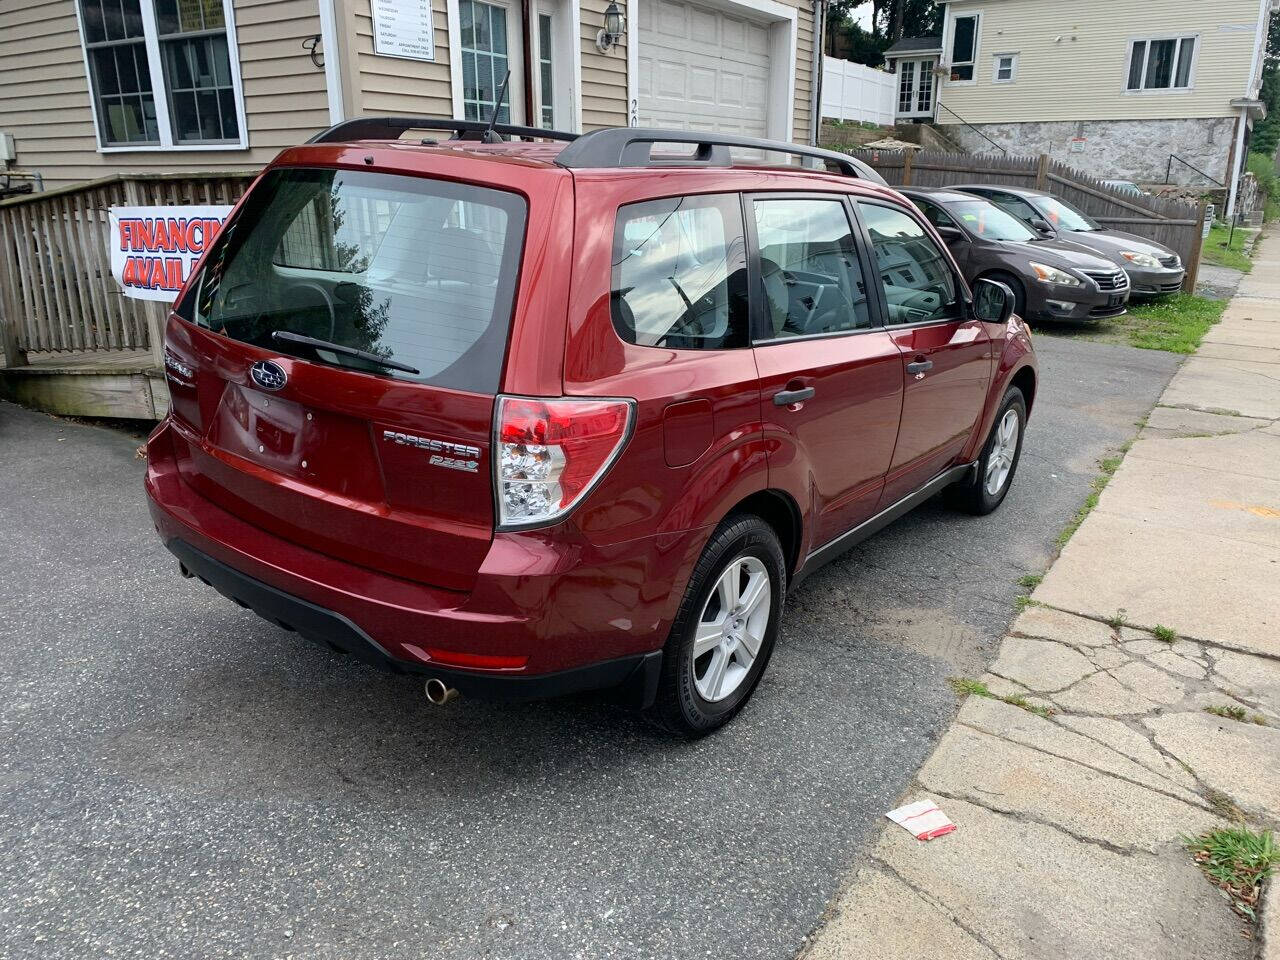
[0,348,168,420]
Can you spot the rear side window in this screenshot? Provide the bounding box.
[752,197,873,338]
[856,201,960,326]
[611,194,748,350]
[183,167,527,393]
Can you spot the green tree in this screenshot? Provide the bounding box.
[1252,14,1280,157]
[825,0,941,67]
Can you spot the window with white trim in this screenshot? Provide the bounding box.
[77,0,244,149]
[993,53,1017,83]
[1126,36,1196,91]
[949,13,979,82]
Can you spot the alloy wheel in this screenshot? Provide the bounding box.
[985,408,1020,496]
[691,556,771,703]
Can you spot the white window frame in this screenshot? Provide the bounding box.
[72,0,249,153]
[942,9,981,86]
[1123,34,1199,95]
[530,0,581,132]
[992,52,1017,84]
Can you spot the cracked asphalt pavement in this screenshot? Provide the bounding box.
[0,335,1179,960]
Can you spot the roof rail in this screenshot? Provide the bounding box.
[307,117,579,145]
[553,128,886,183]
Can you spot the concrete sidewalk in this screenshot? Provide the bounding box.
[805,232,1280,960]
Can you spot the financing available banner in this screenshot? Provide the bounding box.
[109,205,232,302]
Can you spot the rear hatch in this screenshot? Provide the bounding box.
[168,165,528,592]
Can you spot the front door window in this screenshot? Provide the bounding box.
[460,0,511,122]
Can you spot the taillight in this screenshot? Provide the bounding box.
[495,395,634,529]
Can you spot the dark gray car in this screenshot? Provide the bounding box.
[900,187,1130,323]
[953,184,1185,298]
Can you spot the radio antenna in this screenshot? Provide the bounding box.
[482,70,511,143]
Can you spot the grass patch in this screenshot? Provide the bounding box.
[1033,294,1226,354]
[1182,827,1279,921]
[1123,295,1228,353]
[947,676,1053,718]
[1201,224,1254,272]
[1013,594,1037,611]
[1152,624,1177,643]
[1017,573,1043,590]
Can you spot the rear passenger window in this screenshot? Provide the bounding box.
[752,198,873,339]
[611,194,748,350]
[855,202,960,326]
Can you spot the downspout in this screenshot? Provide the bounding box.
[1227,0,1270,218]
[317,0,346,124]
[521,0,535,126]
[810,0,826,145]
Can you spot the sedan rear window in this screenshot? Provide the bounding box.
[181,167,527,393]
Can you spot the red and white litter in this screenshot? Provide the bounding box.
[886,799,956,841]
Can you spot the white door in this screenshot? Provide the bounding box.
[637,0,772,136]
[531,0,575,130]
[896,57,935,120]
[459,0,526,124]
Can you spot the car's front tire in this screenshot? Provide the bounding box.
[645,514,785,738]
[950,386,1027,515]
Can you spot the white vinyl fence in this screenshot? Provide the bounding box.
[821,57,895,125]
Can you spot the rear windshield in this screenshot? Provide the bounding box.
[180,167,527,392]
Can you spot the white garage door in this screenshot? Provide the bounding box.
[638,0,773,137]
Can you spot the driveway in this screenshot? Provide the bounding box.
[0,336,1179,960]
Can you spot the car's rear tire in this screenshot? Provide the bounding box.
[950,386,1027,515]
[645,514,785,738]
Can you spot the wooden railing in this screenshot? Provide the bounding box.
[848,150,1208,291]
[0,172,255,367]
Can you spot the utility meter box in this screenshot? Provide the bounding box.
[0,132,16,163]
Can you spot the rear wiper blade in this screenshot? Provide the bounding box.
[271,330,420,375]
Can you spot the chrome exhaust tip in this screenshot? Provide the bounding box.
[424,677,459,706]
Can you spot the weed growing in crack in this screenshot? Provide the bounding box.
[1205,705,1271,727]
[1206,705,1249,722]
[1152,625,1177,643]
[946,676,1053,718]
[1206,789,1244,821]
[1106,608,1128,630]
[1014,594,1038,612]
[1056,453,1128,548]
[1017,573,1043,590]
[1181,827,1279,922]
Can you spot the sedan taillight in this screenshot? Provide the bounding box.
[495,396,634,529]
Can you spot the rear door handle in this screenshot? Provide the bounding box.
[773,386,816,406]
[906,360,933,374]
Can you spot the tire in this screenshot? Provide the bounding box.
[950,386,1027,515]
[645,514,785,738]
[981,271,1027,321]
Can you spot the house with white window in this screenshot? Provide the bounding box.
[883,0,1276,214]
[0,0,824,189]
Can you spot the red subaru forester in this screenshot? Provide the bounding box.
[146,120,1036,736]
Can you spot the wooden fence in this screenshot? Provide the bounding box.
[850,150,1208,290]
[0,172,255,367]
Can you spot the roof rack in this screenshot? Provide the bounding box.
[553,128,885,183]
[307,117,579,145]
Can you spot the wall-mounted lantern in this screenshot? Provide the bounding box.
[596,2,626,53]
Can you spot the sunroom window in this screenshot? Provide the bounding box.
[77,0,245,149]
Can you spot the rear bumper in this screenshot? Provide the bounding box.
[166,538,661,702]
[145,418,704,700]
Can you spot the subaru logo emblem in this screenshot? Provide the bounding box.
[250,359,287,391]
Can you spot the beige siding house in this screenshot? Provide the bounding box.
[926,0,1276,210]
[0,0,822,189]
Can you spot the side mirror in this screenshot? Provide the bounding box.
[973,277,1015,324]
[1029,217,1055,237]
[936,225,965,242]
